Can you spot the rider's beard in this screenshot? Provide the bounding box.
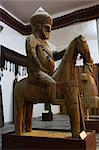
[41,31,50,40]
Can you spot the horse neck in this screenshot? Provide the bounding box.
[56,35,92,82]
[61,39,78,66]
[56,39,78,82]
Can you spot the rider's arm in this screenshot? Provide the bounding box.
[26,37,51,74]
[36,44,52,75]
[26,37,41,69]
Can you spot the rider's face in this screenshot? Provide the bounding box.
[41,24,52,39]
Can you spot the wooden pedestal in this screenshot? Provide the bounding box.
[42,111,53,121]
[85,119,99,133]
[2,130,96,150]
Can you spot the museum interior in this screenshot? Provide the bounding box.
[0,1,99,150]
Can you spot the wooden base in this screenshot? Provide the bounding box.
[2,130,96,150]
[85,119,99,133]
[42,111,53,121]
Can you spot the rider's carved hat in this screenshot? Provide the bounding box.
[30,7,53,27]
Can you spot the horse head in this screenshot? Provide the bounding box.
[76,35,93,64]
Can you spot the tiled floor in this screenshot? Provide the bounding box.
[0,115,99,150]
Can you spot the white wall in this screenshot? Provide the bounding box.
[50,19,99,67]
[0,22,26,55]
[0,21,26,123]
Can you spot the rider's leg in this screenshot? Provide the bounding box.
[29,71,56,103]
[39,71,56,103]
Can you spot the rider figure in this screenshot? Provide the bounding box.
[26,8,56,102]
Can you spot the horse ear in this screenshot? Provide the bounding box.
[79,35,83,37]
[81,36,86,42]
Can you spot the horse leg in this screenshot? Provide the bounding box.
[64,84,85,138]
[25,102,33,132]
[66,99,80,138]
[14,103,25,135]
[78,94,86,131]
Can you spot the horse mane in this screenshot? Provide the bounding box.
[75,35,93,64]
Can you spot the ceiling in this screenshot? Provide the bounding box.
[1,0,99,24]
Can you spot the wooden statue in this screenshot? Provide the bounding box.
[14,8,93,138]
[81,63,99,118]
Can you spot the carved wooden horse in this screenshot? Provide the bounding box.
[14,35,93,137]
